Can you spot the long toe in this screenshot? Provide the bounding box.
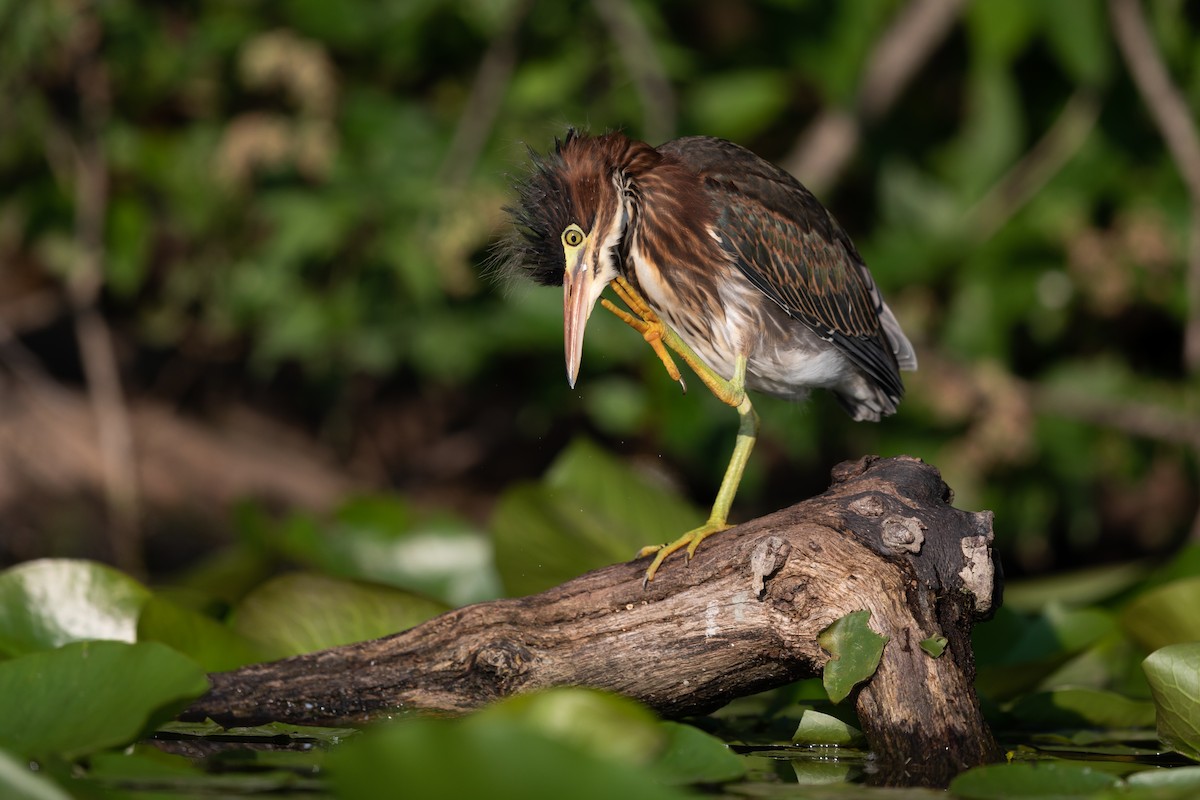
[684,523,728,559]
[640,522,730,585]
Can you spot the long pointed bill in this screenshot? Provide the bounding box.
[563,255,598,389]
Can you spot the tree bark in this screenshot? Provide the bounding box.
[182,455,1002,784]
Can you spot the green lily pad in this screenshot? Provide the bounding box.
[0,641,209,760]
[1126,765,1200,789]
[654,721,746,785]
[491,439,702,596]
[326,714,692,800]
[1122,578,1200,652]
[974,604,1118,699]
[158,719,358,745]
[479,688,665,767]
[818,610,888,704]
[266,497,503,607]
[230,571,448,659]
[1143,643,1200,762]
[137,594,269,672]
[0,560,149,658]
[0,746,72,800]
[543,439,704,546]
[1008,688,1157,730]
[84,745,323,796]
[792,709,866,746]
[86,746,200,781]
[950,761,1120,799]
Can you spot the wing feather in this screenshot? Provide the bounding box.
[658,136,909,401]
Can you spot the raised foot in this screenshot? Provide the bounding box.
[638,521,731,587]
[600,277,686,392]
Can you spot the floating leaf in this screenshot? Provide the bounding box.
[0,560,149,658]
[1007,688,1156,730]
[921,636,948,658]
[818,611,888,704]
[1121,578,1200,652]
[491,439,702,596]
[1127,765,1200,789]
[0,746,72,800]
[654,721,746,785]
[262,497,502,607]
[974,604,1118,698]
[1143,643,1200,762]
[157,719,357,748]
[327,715,692,800]
[85,744,321,796]
[137,595,268,672]
[231,572,447,659]
[0,641,209,761]
[86,747,201,783]
[479,688,664,767]
[950,761,1120,799]
[792,710,865,747]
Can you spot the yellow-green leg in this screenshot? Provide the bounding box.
[639,355,758,585]
[597,277,760,586]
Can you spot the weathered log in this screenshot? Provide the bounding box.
[182,455,1002,784]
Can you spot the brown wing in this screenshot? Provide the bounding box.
[658,136,904,402]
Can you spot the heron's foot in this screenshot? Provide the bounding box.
[637,521,731,587]
[601,278,686,392]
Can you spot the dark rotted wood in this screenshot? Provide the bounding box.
[182,455,1002,784]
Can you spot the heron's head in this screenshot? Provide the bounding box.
[503,130,652,387]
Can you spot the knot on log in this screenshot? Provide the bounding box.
[847,494,885,517]
[748,536,791,597]
[473,640,534,687]
[959,524,998,616]
[881,515,925,554]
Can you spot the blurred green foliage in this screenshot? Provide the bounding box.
[1,0,1197,576]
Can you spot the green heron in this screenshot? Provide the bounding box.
[501,130,916,584]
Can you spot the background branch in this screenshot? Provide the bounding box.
[62,42,143,575]
[592,0,677,144]
[1110,0,1200,373]
[783,0,966,192]
[437,0,533,189]
[968,90,1102,241]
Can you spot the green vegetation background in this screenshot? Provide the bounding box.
[3,0,1197,572]
[1,0,1200,797]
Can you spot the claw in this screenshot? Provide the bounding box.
[601,277,689,392]
[600,295,685,391]
[638,521,731,585]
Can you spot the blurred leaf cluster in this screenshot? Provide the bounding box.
[1,0,1196,575]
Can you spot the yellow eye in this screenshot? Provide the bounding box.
[562,227,584,248]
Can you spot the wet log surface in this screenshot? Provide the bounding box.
[183,455,1003,785]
